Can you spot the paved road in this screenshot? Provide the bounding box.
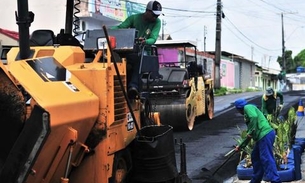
[172,90,305,183]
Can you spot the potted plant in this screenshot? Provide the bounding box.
[236,107,299,181]
[233,125,254,168]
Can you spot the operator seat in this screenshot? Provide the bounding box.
[139,46,161,80]
[56,29,96,61]
[139,45,162,91]
[29,29,55,46]
[56,29,82,47]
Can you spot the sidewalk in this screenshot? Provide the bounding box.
[225,116,305,183]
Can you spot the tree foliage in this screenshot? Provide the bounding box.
[277,50,295,73]
[277,49,305,73]
[294,49,305,68]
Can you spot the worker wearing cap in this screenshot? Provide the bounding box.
[261,86,284,116]
[234,98,282,183]
[112,0,162,44]
[111,1,162,99]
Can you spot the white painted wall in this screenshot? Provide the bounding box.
[0,35,18,46]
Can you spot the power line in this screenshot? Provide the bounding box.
[81,0,305,58]
[258,0,288,12]
[222,20,279,59]
[220,0,304,60]
[168,17,202,35]
[224,15,280,52]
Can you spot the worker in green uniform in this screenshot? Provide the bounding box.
[234,98,282,183]
[111,1,162,99]
[261,86,284,116]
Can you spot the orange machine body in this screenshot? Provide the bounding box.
[2,45,141,183]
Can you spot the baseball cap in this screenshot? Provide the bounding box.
[146,1,162,16]
[265,87,274,96]
[234,98,248,109]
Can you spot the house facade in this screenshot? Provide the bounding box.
[0,28,19,46]
[0,0,282,92]
[231,53,257,89]
[74,0,145,35]
[255,66,279,90]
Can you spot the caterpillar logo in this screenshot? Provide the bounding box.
[127,112,135,131]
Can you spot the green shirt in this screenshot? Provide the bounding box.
[244,104,273,142]
[112,13,161,45]
[261,91,284,115]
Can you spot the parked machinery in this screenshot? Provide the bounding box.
[142,40,214,131]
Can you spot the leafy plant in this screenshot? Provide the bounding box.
[286,107,298,146]
[266,108,299,169]
[235,107,299,169]
[272,121,289,167]
[233,125,255,168]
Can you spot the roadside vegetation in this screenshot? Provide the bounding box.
[214,87,261,96]
[235,107,299,169]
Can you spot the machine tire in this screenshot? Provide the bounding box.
[0,69,25,166]
[202,89,214,120]
[186,104,196,130]
[109,149,132,183]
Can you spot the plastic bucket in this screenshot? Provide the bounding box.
[131,125,178,182]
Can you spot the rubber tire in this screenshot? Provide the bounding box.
[278,164,296,182]
[287,150,294,160]
[0,69,25,167]
[109,149,132,183]
[202,89,214,120]
[236,161,253,180]
[237,162,295,182]
[263,164,295,182]
[294,138,305,150]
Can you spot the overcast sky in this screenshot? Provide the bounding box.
[134,0,305,70]
[1,0,305,71]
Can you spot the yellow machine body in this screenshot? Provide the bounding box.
[185,76,214,130]
[147,40,215,131]
[1,45,141,183]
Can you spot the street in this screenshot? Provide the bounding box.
[171,90,305,183]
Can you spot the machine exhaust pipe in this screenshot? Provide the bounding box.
[16,0,33,59]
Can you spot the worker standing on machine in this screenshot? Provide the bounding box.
[261,86,284,116]
[111,0,162,99]
[234,98,282,183]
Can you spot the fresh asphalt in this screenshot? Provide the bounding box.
[184,90,305,183]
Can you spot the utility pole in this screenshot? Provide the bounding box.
[251,46,254,61]
[214,0,222,89]
[279,11,296,83]
[162,19,166,40]
[204,25,207,52]
[281,13,286,75]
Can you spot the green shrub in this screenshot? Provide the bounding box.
[227,88,243,94]
[245,87,260,92]
[214,87,227,96]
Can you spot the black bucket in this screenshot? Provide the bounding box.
[131,125,178,182]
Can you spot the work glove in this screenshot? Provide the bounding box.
[278,104,283,110]
[234,145,240,152]
[235,134,252,152]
